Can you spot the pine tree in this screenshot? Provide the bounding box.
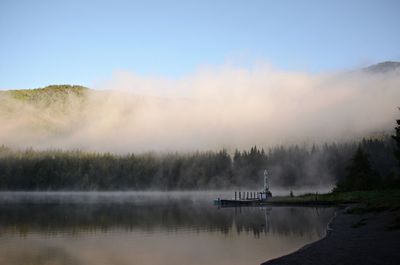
[334,146,376,192]
[392,112,400,169]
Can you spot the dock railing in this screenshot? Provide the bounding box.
[234,191,261,200]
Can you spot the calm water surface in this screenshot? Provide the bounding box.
[0,191,335,265]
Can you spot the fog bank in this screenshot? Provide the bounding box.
[1,64,399,153]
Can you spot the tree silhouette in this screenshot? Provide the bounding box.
[392,110,400,169]
[335,146,376,192]
[0,138,397,190]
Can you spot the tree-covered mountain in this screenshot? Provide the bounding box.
[4,84,88,99]
[363,61,400,74]
[0,84,88,107]
[0,85,92,142]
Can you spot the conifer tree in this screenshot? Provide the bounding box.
[392,111,400,169]
[335,147,376,192]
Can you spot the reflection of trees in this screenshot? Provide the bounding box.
[0,246,83,265]
[267,207,332,238]
[0,201,334,238]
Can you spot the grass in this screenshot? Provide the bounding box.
[270,189,400,231]
[270,189,400,211]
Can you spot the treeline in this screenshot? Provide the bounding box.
[0,148,232,190]
[334,117,400,192]
[0,136,398,190]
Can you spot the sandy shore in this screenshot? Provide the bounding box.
[262,208,400,265]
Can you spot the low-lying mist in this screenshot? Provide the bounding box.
[0,64,399,153]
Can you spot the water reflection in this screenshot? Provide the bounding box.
[0,202,332,237]
[0,192,335,265]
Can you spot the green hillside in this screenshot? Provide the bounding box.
[0,85,90,134]
[0,84,90,111]
[1,84,88,106]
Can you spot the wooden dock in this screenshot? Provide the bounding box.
[214,190,272,207]
[214,198,267,207]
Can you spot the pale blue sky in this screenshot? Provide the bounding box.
[0,0,399,89]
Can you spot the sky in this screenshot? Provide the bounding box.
[0,0,399,89]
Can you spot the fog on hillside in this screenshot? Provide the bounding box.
[0,64,399,153]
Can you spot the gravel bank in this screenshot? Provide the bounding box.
[262,208,400,265]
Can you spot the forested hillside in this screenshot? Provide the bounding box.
[0,84,88,107]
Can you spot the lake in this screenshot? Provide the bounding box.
[0,191,335,265]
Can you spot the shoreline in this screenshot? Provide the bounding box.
[261,207,400,265]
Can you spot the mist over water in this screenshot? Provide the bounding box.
[1,64,399,153]
[0,189,332,204]
[0,191,335,265]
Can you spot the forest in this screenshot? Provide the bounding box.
[0,136,398,190]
